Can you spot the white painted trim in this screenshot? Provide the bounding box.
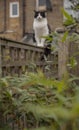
[36,0,39,11]
[10,2,19,18]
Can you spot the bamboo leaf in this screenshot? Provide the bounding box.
[61,31,68,43]
[61,8,76,26]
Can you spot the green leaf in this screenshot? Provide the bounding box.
[61,31,68,43]
[67,57,77,69]
[0,78,9,87]
[61,8,73,21]
[61,8,76,26]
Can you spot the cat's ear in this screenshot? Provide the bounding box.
[34,10,37,13]
[34,10,36,12]
[34,10,39,13]
[44,10,47,13]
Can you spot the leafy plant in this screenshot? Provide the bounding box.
[61,8,76,26]
[0,68,79,130]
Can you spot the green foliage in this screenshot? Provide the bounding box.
[67,57,77,69]
[0,69,79,130]
[74,4,79,10]
[61,31,68,43]
[0,126,11,130]
[61,8,76,26]
[68,33,79,43]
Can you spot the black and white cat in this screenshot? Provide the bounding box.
[33,10,49,47]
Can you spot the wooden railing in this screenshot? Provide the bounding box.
[0,37,58,130]
[0,37,58,78]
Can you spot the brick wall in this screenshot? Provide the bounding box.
[0,0,23,41]
[0,0,5,32]
[25,0,35,33]
[0,0,63,41]
[47,0,63,30]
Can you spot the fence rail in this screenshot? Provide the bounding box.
[0,37,58,78]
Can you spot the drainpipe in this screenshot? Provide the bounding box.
[4,0,7,31]
[0,0,6,33]
[22,0,26,36]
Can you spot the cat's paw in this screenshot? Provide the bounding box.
[37,44,44,47]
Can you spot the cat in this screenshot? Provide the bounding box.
[33,10,49,47]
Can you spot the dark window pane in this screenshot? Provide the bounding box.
[38,0,52,11]
[39,0,46,6]
[46,0,52,11]
[12,4,18,15]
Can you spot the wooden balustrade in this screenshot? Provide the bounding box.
[0,37,58,78]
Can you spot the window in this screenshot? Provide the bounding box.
[46,0,52,11]
[10,2,19,18]
[36,0,52,11]
[39,0,46,6]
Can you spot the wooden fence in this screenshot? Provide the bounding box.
[0,37,58,78]
[0,37,58,130]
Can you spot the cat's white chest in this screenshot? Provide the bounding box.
[33,18,49,46]
[33,19,47,29]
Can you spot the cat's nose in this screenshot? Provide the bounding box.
[38,17,41,19]
[38,16,42,20]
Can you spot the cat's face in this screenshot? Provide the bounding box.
[34,11,46,21]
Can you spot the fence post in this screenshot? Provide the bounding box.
[58,35,69,79]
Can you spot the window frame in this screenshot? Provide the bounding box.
[10,2,19,18]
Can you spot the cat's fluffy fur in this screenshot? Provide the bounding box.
[33,11,49,47]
